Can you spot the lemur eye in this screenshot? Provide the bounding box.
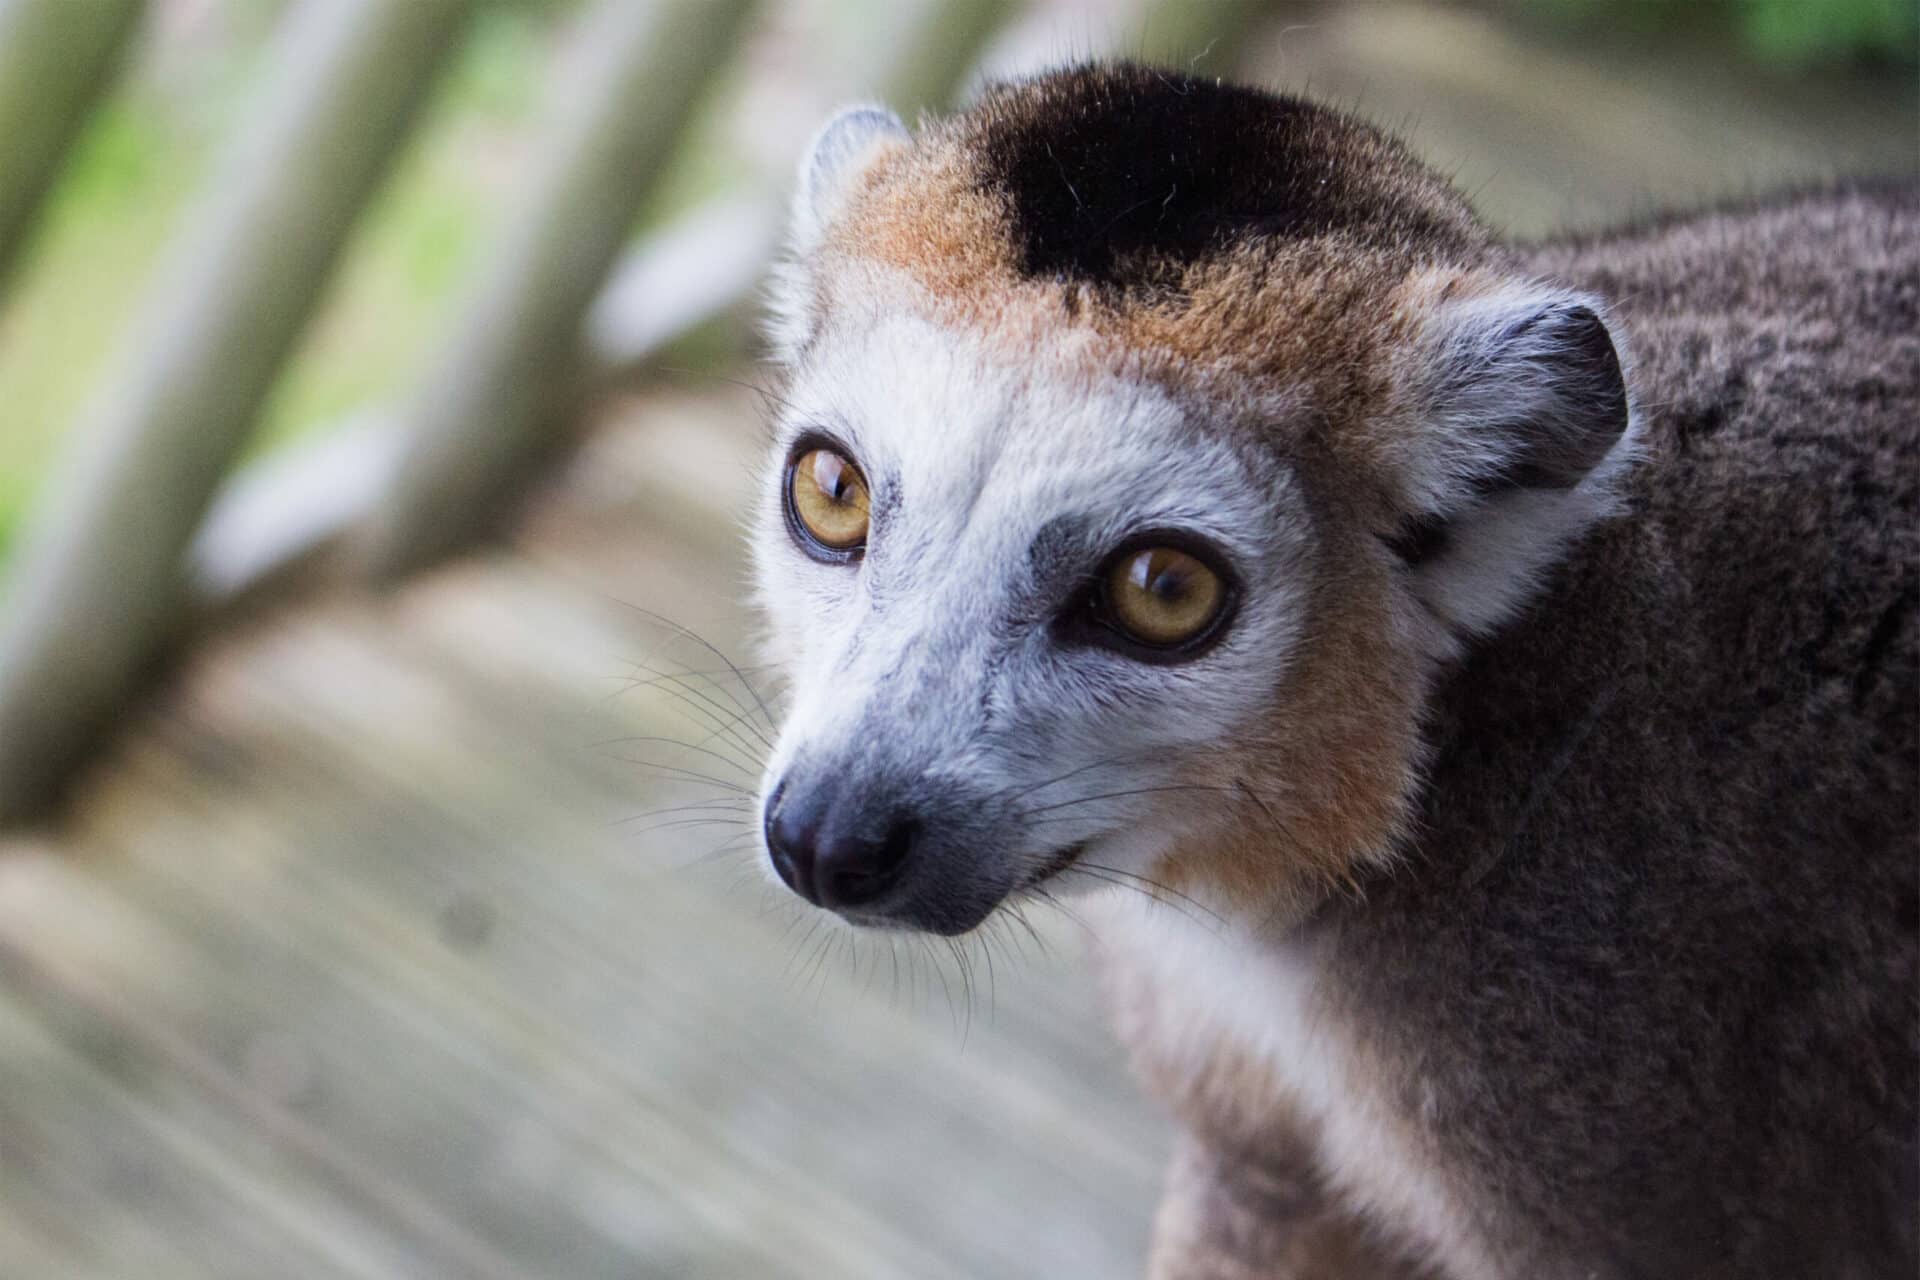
[786,444,870,559]
[1063,537,1237,662]
[1104,546,1225,648]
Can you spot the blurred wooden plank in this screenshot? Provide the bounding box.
[0,856,469,1280]
[4,486,1164,1277]
[0,1191,87,1280]
[0,833,850,1278]
[0,990,211,1280]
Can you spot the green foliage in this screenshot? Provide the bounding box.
[0,1,564,560]
[1739,0,1918,65]
[0,97,208,561]
[1520,0,1919,67]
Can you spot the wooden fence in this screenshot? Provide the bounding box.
[0,0,1271,825]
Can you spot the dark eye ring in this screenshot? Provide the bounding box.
[784,435,869,563]
[1062,532,1240,663]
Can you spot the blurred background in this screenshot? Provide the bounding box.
[0,1,1912,1276]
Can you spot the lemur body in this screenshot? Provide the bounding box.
[750,65,1918,1278]
[1118,190,1920,1279]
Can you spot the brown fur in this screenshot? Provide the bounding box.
[1115,181,1920,1278]
[1165,509,1423,915]
[1150,1133,1438,1280]
[822,65,1493,414]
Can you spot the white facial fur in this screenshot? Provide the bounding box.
[751,299,1314,932]
[750,105,1638,935]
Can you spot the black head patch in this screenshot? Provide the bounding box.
[967,63,1482,291]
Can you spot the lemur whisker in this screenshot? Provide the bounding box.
[1076,861,1225,928]
[615,662,775,755]
[631,812,753,831]
[889,933,911,1013]
[605,756,754,794]
[797,930,834,1008]
[667,832,759,872]
[660,365,811,424]
[879,932,901,1007]
[611,659,757,689]
[976,926,1001,1020]
[594,736,759,782]
[1000,902,1051,962]
[1025,885,1091,937]
[813,932,843,1010]
[613,664,769,759]
[1019,782,1236,818]
[604,674,769,764]
[991,749,1161,805]
[607,600,780,733]
[633,660,775,752]
[619,643,758,726]
[614,800,754,827]
[783,918,827,992]
[946,935,977,1043]
[1063,873,1214,931]
[1061,864,1222,931]
[607,661,777,680]
[755,893,798,922]
[1232,778,1286,839]
[1008,907,1051,965]
[625,816,753,839]
[925,935,959,1032]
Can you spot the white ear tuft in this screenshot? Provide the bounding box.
[1403,286,1631,516]
[1392,281,1639,640]
[790,104,909,257]
[765,105,909,365]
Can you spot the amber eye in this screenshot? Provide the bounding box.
[787,445,870,557]
[1101,545,1228,650]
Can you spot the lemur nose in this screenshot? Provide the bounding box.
[764,782,915,910]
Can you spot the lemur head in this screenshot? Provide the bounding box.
[751,65,1636,935]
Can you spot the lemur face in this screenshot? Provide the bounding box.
[751,67,1634,933]
[753,308,1312,933]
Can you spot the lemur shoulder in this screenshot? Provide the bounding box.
[749,63,1918,1279]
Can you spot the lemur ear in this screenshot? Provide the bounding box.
[789,104,909,257]
[766,105,909,364]
[1404,288,1631,513]
[1391,282,1637,638]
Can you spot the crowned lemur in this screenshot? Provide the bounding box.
[745,63,1918,1279]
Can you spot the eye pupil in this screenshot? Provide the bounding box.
[814,454,848,503]
[1136,551,1190,602]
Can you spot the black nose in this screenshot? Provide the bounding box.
[764,783,915,910]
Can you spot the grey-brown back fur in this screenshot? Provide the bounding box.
[1313,185,1918,1276]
